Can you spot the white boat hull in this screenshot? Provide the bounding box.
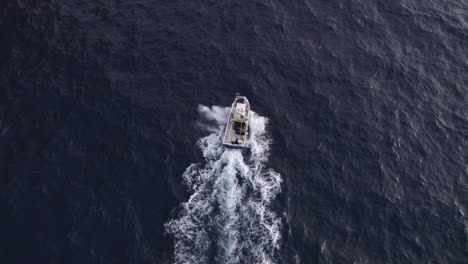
[223,95,250,148]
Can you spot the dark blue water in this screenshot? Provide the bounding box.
[1,0,467,263]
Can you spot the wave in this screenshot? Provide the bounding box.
[165,105,282,264]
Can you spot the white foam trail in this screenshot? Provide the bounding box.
[165,105,282,264]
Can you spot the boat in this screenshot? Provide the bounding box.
[223,95,250,148]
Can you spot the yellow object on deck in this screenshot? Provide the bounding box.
[240,135,245,141]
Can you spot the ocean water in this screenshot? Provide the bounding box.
[1,0,467,263]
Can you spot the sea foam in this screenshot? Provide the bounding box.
[165,105,282,264]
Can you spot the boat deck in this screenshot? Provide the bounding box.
[224,120,243,147]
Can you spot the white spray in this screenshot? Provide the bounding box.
[165,105,282,264]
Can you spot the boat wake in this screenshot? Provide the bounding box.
[165,105,282,264]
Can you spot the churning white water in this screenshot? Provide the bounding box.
[165,105,282,264]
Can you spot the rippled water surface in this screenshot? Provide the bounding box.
[1,0,467,263]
